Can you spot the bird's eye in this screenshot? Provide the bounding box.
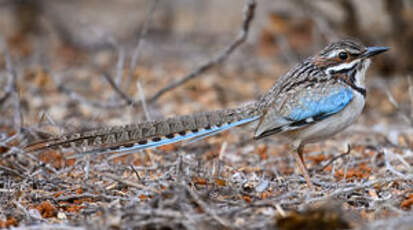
[338,52,348,60]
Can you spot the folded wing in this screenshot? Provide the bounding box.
[255,85,353,139]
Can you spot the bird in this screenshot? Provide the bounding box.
[26,39,389,188]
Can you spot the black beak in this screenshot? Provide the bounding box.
[361,46,390,58]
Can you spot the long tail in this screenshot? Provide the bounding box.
[25,103,261,157]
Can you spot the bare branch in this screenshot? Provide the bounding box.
[383,148,409,179]
[184,183,232,228]
[102,72,135,105]
[53,72,121,109]
[137,80,151,121]
[384,80,413,125]
[313,144,351,172]
[129,0,160,74]
[0,42,17,107]
[1,42,23,133]
[408,75,413,120]
[147,0,257,103]
[292,0,338,41]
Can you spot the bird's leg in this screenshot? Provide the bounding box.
[293,144,314,188]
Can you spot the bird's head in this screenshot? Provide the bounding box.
[311,39,389,75]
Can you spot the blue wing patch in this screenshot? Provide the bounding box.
[287,88,353,122]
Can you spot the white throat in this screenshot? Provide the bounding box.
[353,59,371,89]
[326,58,371,90]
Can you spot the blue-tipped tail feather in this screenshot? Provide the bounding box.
[70,116,260,158]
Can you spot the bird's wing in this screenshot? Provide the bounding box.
[254,84,353,139]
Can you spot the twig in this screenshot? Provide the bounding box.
[275,35,299,64]
[337,0,361,37]
[383,148,409,179]
[52,192,129,202]
[13,200,36,221]
[102,72,135,105]
[184,183,232,228]
[103,173,159,193]
[53,72,121,109]
[126,209,184,219]
[292,0,338,41]
[147,0,256,103]
[114,46,126,85]
[385,84,412,125]
[137,80,151,121]
[0,65,14,106]
[130,164,142,181]
[11,224,85,230]
[408,75,413,121]
[129,0,160,74]
[0,165,24,178]
[101,0,160,107]
[0,38,15,106]
[306,176,413,204]
[314,144,351,172]
[1,44,23,133]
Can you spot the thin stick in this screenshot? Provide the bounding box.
[147,0,256,103]
[0,38,15,106]
[292,0,337,41]
[408,75,413,121]
[53,72,121,109]
[2,43,23,132]
[385,83,412,125]
[383,148,408,179]
[129,0,160,74]
[137,80,151,121]
[102,72,135,105]
[184,183,232,228]
[0,64,14,106]
[314,144,351,172]
[104,173,159,193]
[114,46,126,85]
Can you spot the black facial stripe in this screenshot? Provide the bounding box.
[336,66,367,97]
[350,85,366,97]
[349,68,356,83]
[348,63,367,97]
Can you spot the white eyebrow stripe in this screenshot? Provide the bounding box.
[326,59,360,74]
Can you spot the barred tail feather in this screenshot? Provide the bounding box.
[70,116,260,158]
